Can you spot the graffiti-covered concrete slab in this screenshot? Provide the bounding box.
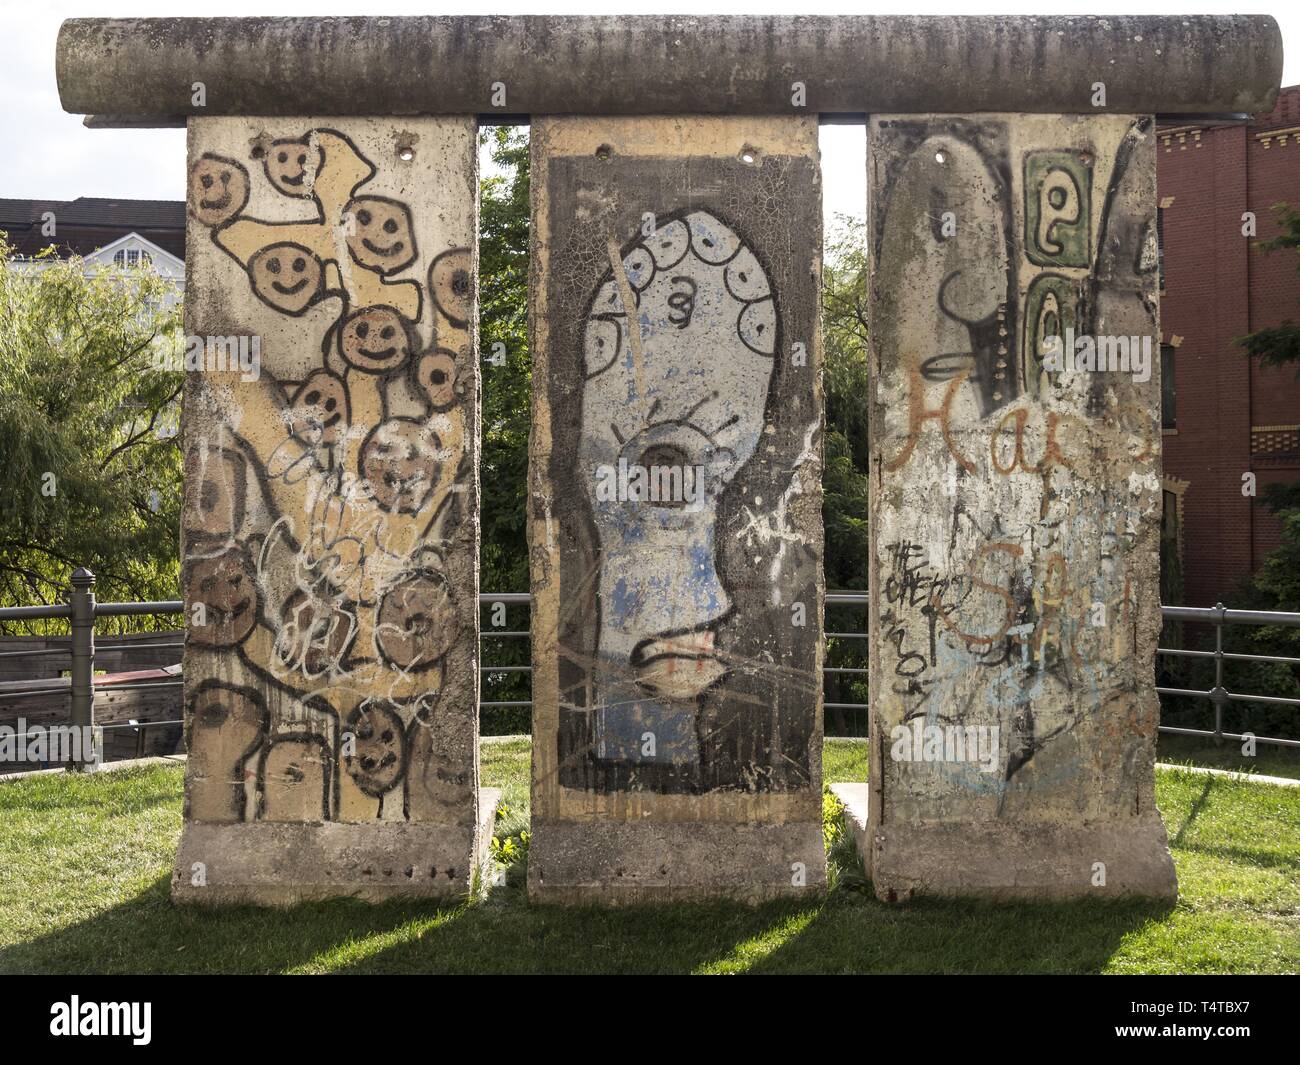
[528,117,825,903]
[857,113,1177,900]
[172,117,493,904]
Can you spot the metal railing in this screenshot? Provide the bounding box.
[0,568,185,768]
[2,571,1297,770]
[1157,604,1300,749]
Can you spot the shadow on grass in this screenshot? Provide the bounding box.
[0,868,1170,975]
[0,873,465,975]
[1172,839,1299,872]
[1170,779,1214,846]
[334,878,1171,974]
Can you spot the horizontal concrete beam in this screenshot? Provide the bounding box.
[58,15,1281,124]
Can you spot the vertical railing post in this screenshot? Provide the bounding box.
[68,566,97,771]
[1211,602,1227,746]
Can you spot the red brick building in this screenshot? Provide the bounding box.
[1157,86,1300,607]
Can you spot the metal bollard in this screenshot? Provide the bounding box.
[1210,602,1227,747]
[68,567,97,771]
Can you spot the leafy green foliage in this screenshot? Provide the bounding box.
[477,129,534,730]
[0,240,183,628]
[822,215,871,590]
[1237,205,1300,519]
[1238,202,1300,376]
[821,216,871,733]
[479,127,531,598]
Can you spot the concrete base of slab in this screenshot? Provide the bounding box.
[830,782,1178,902]
[829,782,870,854]
[527,820,827,905]
[171,788,500,906]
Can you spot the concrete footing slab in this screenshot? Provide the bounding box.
[172,787,499,906]
[831,782,1176,902]
[527,820,827,905]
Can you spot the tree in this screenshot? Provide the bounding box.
[477,127,533,730]
[479,126,532,597]
[0,241,183,629]
[1234,204,1300,629]
[822,214,870,590]
[820,215,871,733]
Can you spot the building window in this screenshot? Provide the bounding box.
[1161,343,1176,429]
[112,248,150,267]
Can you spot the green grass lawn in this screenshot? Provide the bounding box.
[1156,733,1300,780]
[0,738,1295,974]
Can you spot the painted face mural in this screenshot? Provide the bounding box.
[258,137,321,198]
[576,210,776,765]
[359,418,443,514]
[248,242,324,316]
[344,196,418,274]
[188,154,250,227]
[183,122,477,827]
[339,305,417,374]
[288,370,350,447]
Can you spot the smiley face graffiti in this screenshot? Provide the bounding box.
[186,124,476,825]
[429,247,472,328]
[375,567,458,672]
[258,137,322,199]
[288,370,350,447]
[189,154,250,227]
[359,418,443,515]
[411,350,459,412]
[187,543,260,648]
[345,195,418,275]
[344,702,408,796]
[248,241,324,316]
[339,305,418,374]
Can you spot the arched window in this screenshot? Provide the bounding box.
[112,247,149,267]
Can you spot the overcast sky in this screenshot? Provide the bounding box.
[1,1,1296,226]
